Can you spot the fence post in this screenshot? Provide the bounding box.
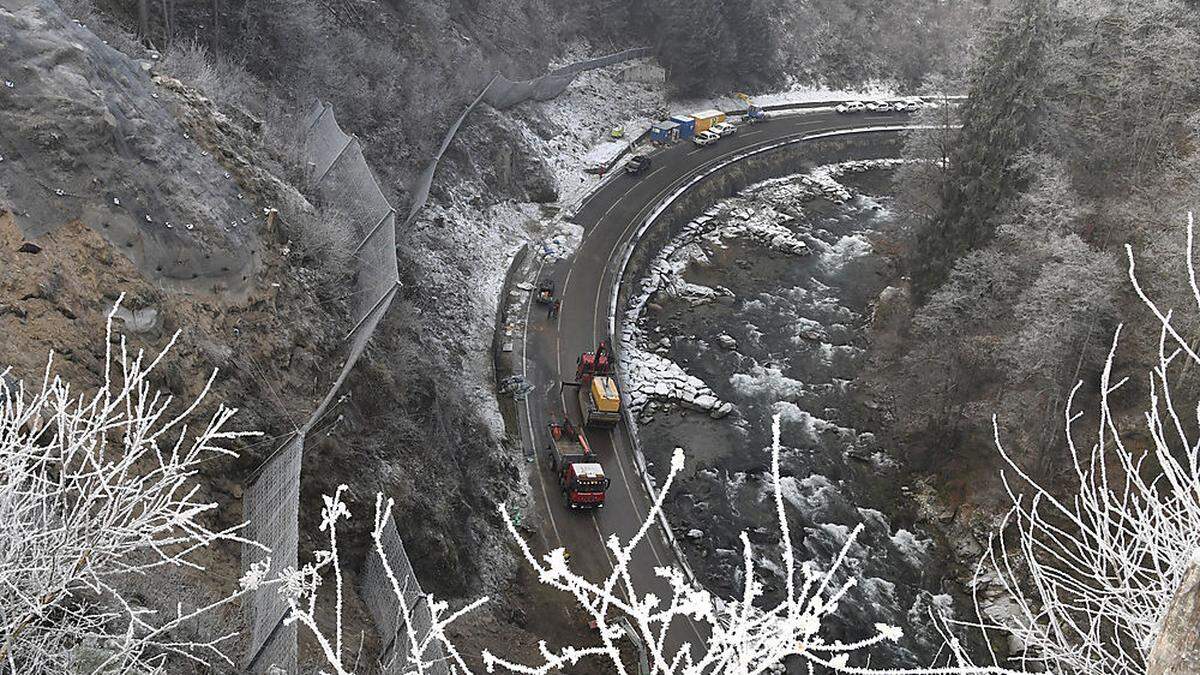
[354,208,397,254]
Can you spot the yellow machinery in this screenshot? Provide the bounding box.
[580,375,621,427]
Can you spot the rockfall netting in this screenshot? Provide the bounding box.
[405,75,499,228]
[482,47,652,110]
[362,515,448,674]
[240,433,303,672]
[241,100,412,672]
[236,49,656,664]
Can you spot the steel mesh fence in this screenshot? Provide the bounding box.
[242,99,438,672]
[483,47,652,110]
[241,433,303,672]
[362,515,449,675]
[306,103,353,186]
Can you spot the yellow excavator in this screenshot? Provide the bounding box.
[734,92,767,123]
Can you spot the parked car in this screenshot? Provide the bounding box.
[836,101,866,114]
[891,99,920,112]
[625,155,652,175]
[712,122,738,137]
[692,130,721,146]
[866,100,892,112]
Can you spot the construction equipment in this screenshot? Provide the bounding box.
[546,419,610,509]
[576,339,614,381]
[573,340,621,428]
[535,278,555,305]
[734,92,767,123]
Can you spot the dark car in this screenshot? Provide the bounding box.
[625,155,652,175]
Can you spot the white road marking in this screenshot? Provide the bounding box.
[541,117,863,646]
[522,256,562,546]
[741,129,764,137]
[591,513,617,570]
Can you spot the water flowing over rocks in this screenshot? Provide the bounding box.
[616,156,989,667]
[619,159,905,420]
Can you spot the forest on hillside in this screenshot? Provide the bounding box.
[887,0,1200,492]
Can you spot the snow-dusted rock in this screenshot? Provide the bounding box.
[710,402,734,419]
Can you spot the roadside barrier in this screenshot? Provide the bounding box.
[483,48,653,110]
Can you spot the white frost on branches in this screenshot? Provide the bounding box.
[303,413,1020,674]
[975,213,1200,674]
[481,414,1016,675]
[279,489,486,675]
[0,296,260,672]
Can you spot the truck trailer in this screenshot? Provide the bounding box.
[546,420,610,509]
[574,340,622,428]
[579,375,621,427]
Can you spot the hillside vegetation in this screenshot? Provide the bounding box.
[887,0,1200,492]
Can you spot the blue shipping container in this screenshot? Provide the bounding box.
[650,121,680,143]
[669,115,695,140]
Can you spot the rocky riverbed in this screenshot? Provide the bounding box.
[620,163,991,669]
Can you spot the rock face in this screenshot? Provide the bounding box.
[0,0,259,294]
[1148,555,1200,674]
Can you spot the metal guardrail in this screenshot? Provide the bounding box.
[604,123,939,592]
[583,94,964,180]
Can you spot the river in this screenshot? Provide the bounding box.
[621,163,980,670]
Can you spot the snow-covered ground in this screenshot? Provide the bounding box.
[673,80,902,117]
[514,54,669,209]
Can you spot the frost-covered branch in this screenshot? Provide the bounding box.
[299,411,1025,674]
[0,296,260,672]
[483,415,1017,675]
[974,212,1200,674]
[287,489,485,675]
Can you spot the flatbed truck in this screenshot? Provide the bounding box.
[546,420,610,509]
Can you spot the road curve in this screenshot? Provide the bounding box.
[515,108,913,662]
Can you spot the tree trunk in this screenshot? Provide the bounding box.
[1148,555,1200,674]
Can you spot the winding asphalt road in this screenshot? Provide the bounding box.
[513,107,913,663]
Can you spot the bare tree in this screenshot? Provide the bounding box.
[973,213,1200,674]
[0,296,264,672]
[297,416,1022,674]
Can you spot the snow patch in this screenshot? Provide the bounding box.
[890,529,932,568]
[622,345,731,418]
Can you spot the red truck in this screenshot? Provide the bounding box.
[546,419,610,509]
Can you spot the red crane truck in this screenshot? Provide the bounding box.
[574,339,622,428]
[546,419,610,509]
